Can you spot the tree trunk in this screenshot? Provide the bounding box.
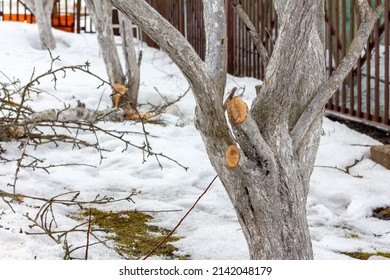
[109,0,382,259]
[84,0,125,86]
[119,14,140,109]
[24,0,56,50]
[85,0,141,109]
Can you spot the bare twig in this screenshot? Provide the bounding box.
[232,0,269,66]
[143,175,218,260]
[315,156,364,178]
[14,58,112,124]
[2,52,188,188]
[85,209,92,260]
[291,2,384,150]
[0,189,136,208]
[8,134,30,194]
[92,123,189,171]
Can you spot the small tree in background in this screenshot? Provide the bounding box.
[84,0,140,110]
[23,0,56,50]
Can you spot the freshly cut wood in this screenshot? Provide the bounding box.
[225,145,240,169]
[113,83,128,109]
[123,108,157,121]
[113,83,157,120]
[226,96,248,125]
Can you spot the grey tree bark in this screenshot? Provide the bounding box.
[119,13,141,108]
[23,0,56,50]
[84,0,140,109]
[84,0,125,86]
[108,0,382,259]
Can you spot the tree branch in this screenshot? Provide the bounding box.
[291,2,383,150]
[232,0,269,67]
[143,175,218,260]
[108,0,209,92]
[203,0,228,85]
[225,91,277,177]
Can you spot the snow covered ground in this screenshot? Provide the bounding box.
[0,22,390,260]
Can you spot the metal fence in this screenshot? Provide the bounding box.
[1,0,389,128]
[325,0,389,127]
[145,0,390,129]
[0,0,80,32]
[143,0,206,59]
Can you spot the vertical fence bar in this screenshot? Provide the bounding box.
[356,6,363,118]
[267,0,273,55]
[226,0,235,75]
[55,0,60,29]
[253,0,256,79]
[242,0,246,76]
[272,1,276,54]
[16,0,19,21]
[89,3,93,33]
[195,0,198,55]
[374,0,380,122]
[265,0,270,54]
[76,0,81,33]
[254,0,259,79]
[365,37,371,121]
[250,0,255,77]
[334,0,340,110]
[194,0,198,55]
[246,0,250,76]
[237,0,242,76]
[201,0,205,59]
[192,0,196,53]
[66,0,69,28]
[259,0,264,78]
[26,1,30,23]
[341,0,347,113]
[327,0,334,109]
[199,0,201,56]
[178,0,183,35]
[384,0,389,125]
[349,0,355,116]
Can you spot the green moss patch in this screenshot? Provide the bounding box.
[342,251,390,260]
[74,209,189,260]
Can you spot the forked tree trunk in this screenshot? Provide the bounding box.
[85,0,140,109]
[24,0,56,50]
[109,0,382,259]
[119,14,140,109]
[84,0,125,86]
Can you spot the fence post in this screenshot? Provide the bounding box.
[225,0,236,75]
[76,0,81,33]
[384,0,389,125]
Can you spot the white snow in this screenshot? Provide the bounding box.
[0,21,390,260]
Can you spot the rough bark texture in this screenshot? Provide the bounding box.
[84,0,125,86]
[108,0,382,259]
[291,2,384,148]
[119,13,140,108]
[24,0,56,50]
[232,0,269,67]
[85,0,141,109]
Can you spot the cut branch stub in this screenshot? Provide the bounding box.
[225,145,240,169]
[113,83,128,109]
[226,96,248,125]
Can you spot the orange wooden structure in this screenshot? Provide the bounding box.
[2,13,74,32]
